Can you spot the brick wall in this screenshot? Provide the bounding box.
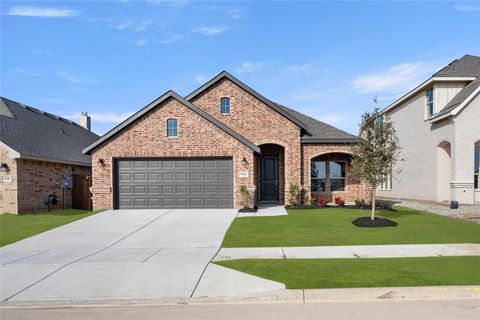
[302,144,372,203]
[190,78,302,203]
[16,160,91,213]
[90,97,255,210]
[0,147,18,213]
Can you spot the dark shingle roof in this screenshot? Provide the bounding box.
[0,97,99,165]
[275,103,358,143]
[433,54,480,78]
[430,77,480,120]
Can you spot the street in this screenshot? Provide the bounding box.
[2,299,479,320]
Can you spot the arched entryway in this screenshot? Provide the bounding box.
[436,141,451,202]
[256,143,285,204]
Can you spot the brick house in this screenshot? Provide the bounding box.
[0,97,99,213]
[84,72,371,210]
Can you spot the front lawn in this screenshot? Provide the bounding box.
[0,209,101,247]
[216,256,480,289]
[222,207,480,247]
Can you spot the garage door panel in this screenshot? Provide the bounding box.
[116,158,233,209]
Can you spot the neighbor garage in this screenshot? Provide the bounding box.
[115,158,233,209]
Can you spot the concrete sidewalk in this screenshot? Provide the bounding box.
[214,243,480,261]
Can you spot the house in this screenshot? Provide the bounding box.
[378,54,480,204]
[0,97,100,213]
[83,71,371,210]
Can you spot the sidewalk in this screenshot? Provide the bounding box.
[214,243,480,261]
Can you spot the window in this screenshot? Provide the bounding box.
[220,97,231,114]
[380,173,393,190]
[330,161,346,192]
[475,143,480,189]
[166,119,177,137]
[311,161,326,192]
[426,87,434,118]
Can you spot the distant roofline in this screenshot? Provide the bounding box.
[381,76,476,114]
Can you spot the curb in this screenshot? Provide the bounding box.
[1,286,479,308]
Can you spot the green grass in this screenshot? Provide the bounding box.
[222,207,480,247]
[0,209,101,247]
[216,256,480,289]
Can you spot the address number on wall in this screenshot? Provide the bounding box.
[238,171,249,178]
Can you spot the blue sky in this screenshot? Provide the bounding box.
[1,1,479,135]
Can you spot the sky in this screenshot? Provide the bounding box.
[1,0,479,135]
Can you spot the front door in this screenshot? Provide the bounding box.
[260,156,279,202]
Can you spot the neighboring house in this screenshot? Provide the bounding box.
[0,97,100,213]
[378,54,480,204]
[84,71,371,210]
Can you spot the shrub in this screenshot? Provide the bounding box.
[288,183,300,206]
[334,196,345,207]
[308,195,317,206]
[316,195,328,208]
[239,185,251,209]
[355,199,366,209]
[377,199,394,210]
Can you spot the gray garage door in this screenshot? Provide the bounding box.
[115,158,233,209]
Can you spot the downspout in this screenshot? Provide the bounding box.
[300,141,305,205]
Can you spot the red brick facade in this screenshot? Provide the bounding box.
[0,146,91,214]
[89,78,371,209]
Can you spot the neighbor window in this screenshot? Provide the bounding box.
[380,173,393,190]
[167,118,177,137]
[475,143,480,189]
[311,161,326,192]
[220,97,231,114]
[330,161,346,192]
[426,87,434,118]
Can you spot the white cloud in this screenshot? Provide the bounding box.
[63,111,135,124]
[292,87,344,101]
[192,25,228,36]
[318,113,347,126]
[32,48,53,55]
[147,0,189,7]
[284,63,323,76]
[8,6,79,18]
[236,62,263,73]
[160,34,184,44]
[195,74,208,84]
[134,38,149,46]
[112,20,152,32]
[352,61,438,93]
[14,68,40,77]
[41,98,67,104]
[454,3,480,11]
[227,9,246,19]
[58,71,99,85]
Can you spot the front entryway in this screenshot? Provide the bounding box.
[260,156,279,202]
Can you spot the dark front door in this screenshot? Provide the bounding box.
[72,175,92,210]
[260,156,279,202]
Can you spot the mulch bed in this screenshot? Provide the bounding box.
[352,216,398,228]
[238,208,257,213]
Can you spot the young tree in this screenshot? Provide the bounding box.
[351,108,401,220]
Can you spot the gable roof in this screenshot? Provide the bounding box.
[185,71,309,130]
[382,54,480,114]
[275,103,358,143]
[83,91,260,154]
[430,77,480,122]
[433,54,480,78]
[0,97,99,166]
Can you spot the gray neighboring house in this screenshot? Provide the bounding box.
[379,54,480,205]
[0,97,99,213]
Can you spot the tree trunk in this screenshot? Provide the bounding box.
[371,189,376,220]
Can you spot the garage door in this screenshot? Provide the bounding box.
[115,158,233,209]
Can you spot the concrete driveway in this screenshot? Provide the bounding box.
[0,209,239,302]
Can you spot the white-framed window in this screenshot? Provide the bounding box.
[426,87,434,118]
[220,97,231,114]
[166,118,178,137]
[380,173,393,190]
[330,161,346,192]
[311,161,326,192]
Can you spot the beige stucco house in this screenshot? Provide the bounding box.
[378,54,480,204]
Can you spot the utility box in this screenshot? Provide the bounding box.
[62,176,73,189]
[450,201,459,209]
